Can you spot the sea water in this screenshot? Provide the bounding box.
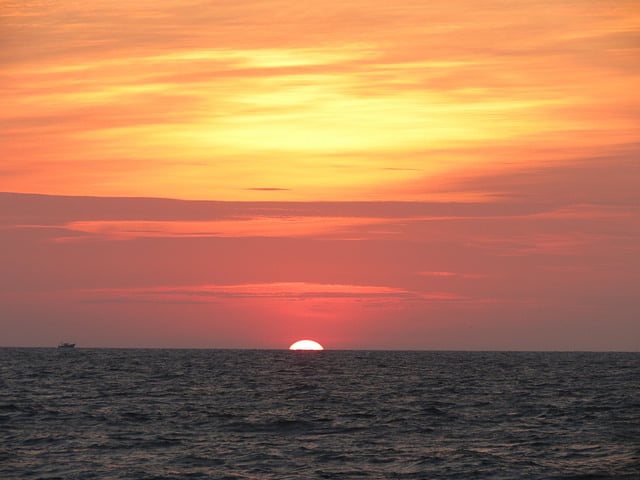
[1,349,638,479]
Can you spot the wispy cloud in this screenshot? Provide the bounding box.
[70,282,492,311]
[419,271,489,279]
[80,282,414,304]
[62,217,390,240]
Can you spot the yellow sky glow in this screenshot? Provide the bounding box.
[1,0,639,202]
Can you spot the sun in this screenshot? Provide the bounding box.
[289,339,324,351]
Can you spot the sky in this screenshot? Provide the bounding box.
[1,0,639,350]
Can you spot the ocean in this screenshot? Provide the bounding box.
[1,349,638,479]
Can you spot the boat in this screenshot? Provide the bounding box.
[57,342,76,349]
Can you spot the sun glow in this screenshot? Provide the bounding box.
[289,340,324,351]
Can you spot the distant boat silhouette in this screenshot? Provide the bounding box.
[57,342,75,349]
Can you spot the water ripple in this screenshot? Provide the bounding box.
[1,349,638,479]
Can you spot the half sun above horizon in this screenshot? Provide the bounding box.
[289,340,324,351]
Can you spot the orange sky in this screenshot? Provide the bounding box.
[1,1,639,349]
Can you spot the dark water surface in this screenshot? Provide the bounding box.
[1,349,638,479]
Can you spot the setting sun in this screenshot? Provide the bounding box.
[289,340,324,351]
